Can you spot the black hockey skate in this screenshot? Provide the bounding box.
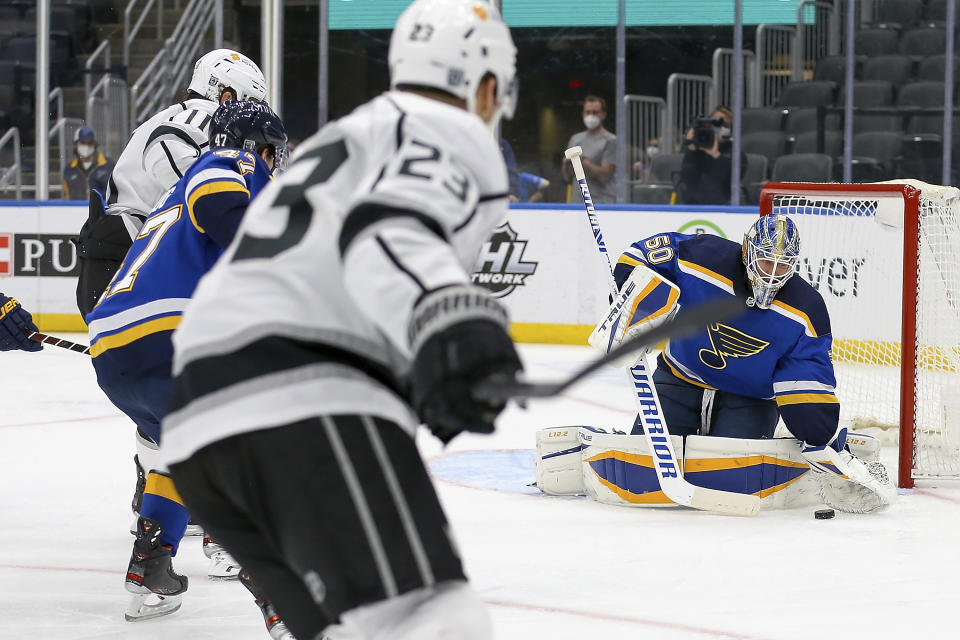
[124,517,188,621]
[240,569,295,640]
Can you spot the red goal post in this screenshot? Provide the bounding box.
[760,181,960,488]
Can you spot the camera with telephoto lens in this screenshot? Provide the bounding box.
[692,116,725,150]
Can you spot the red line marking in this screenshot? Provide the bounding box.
[913,489,960,506]
[483,598,771,639]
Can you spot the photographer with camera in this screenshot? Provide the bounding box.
[677,106,746,205]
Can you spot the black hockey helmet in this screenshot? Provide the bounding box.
[208,99,288,172]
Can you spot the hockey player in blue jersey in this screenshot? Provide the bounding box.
[85,99,289,627]
[590,214,895,513]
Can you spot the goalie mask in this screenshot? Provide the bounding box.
[209,100,288,173]
[388,0,518,131]
[189,49,267,103]
[742,214,800,309]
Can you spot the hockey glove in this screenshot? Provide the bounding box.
[0,294,42,352]
[72,190,137,317]
[409,285,522,444]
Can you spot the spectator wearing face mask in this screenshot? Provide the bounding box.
[62,127,115,201]
[561,95,617,204]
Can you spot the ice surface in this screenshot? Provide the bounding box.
[2,340,959,639]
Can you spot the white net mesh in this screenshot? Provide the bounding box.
[766,181,960,481]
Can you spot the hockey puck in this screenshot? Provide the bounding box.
[814,508,835,520]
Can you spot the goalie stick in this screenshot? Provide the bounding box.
[560,145,760,517]
[24,330,91,355]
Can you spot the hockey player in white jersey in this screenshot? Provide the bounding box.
[163,1,519,638]
[72,48,267,550]
[75,48,268,316]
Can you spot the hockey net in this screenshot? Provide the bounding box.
[760,180,960,488]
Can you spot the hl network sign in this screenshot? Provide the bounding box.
[0,233,80,277]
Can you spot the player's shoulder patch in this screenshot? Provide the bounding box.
[772,276,831,338]
[675,234,744,292]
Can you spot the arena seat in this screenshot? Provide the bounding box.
[813,56,849,85]
[898,81,947,108]
[898,134,943,184]
[792,131,844,157]
[740,108,784,135]
[862,55,913,86]
[875,0,924,28]
[924,0,948,22]
[741,131,789,169]
[855,28,900,57]
[772,153,833,182]
[852,131,904,178]
[900,27,947,57]
[778,81,836,108]
[917,55,960,82]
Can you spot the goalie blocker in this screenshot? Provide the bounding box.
[535,427,884,511]
[587,262,680,367]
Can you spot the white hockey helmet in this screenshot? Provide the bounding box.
[188,49,267,103]
[389,0,518,124]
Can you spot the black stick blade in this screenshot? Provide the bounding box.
[476,296,744,402]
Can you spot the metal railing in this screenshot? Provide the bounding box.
[124,0,163,69]
[623,95,666,183]
[794,1,839,81]
[87,76,130,159]
[47,88,83,180]
[0,127,23,200]
[754,24,796,107]
[84,39,111,105]
[665,73,713,153]
[712,48,757,111]
[130,0,219,128]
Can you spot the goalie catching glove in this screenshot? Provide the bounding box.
[409,285,522,444]
[800,443,896,514]
[588,263,680,366]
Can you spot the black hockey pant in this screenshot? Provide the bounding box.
[170,415,466,640]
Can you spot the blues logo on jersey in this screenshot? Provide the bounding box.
[86,149,272,370]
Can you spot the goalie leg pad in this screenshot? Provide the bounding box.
[534,427,586,495]
[683,435,819,509]
[579,431,684,507]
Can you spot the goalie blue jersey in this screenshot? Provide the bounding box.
[615,232,840,444]
[86,149,272,371]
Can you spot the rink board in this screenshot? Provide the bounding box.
[0,201,761,339]
[0,201,87,331]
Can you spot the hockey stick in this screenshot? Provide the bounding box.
[24,330,91,355]
[560,145,760,517]
[475,296,741,400]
